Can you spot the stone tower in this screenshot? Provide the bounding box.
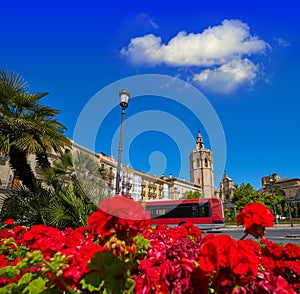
[189,131,215,197]
[219,173,235,203]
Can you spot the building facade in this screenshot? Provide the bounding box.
[1,130,230,206]
[216,173,235,203]
[262,174,300,200]
[161,174,202,200]
[189,131,215,197]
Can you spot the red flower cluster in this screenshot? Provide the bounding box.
[0,224,102,288]
[195,234,260,293]
[260,239,300,291]
[0,199,299,293]
[134,223,201,293]
[236,202,275,238]
[87,195,150,242]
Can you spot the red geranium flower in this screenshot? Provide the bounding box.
[236,202,275,238]
[4,218,14,226]
[197,235,260,292]
[87,195,150,241]
[99,195,150,221]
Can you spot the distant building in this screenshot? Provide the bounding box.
[98,153,200,201]
[216,173,235,203]
[262,174,300,200]
[161,174,202,200]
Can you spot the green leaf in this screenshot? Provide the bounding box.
[18,273,33,286]
[80,272,104,292]
[0,265,20,279]
[23,277,46,294]
[83,251,127,293]
[88,251,124,275]
[124,278,135,293]
[0,283,18,294]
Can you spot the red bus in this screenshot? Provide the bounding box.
[145,198,225,230]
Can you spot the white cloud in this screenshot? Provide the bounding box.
[136,13,159,30]
[193,58,258,94]
[120,34,163,66]
[120,19,270,94]
[274,37,290,48]
[121,19,269,67]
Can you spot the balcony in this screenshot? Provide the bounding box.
[149,192,157,198]
[149,183,156,189]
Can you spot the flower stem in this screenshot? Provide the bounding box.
[240,232,249,240]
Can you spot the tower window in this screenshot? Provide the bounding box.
[205,158,208,167]
[197,158,200,167]
[198,178,200,184]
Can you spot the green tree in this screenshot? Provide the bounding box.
[231,183,284,218]
[0,69,70,192]
[182,190,203,199]
[73,150,112,204]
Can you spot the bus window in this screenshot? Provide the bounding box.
[199,203,210,217]
[192,205,200,217]
[149,208,166,218]
[173,205,192,218]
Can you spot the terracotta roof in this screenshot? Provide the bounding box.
[278,178,300,183]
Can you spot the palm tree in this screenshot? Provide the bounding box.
[0,69,70,192]
[1,151,99,229]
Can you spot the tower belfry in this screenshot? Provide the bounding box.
[189,131,215,197]
[196,131,204,150]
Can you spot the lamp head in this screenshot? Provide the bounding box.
[119,88,130,108]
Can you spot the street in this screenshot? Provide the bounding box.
[206,225,300,244]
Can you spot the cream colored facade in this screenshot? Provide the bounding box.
[161,175,202,200]
[124,167,169,201]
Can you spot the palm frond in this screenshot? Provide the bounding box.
[13,135,44,153]
[42,197,72,228]
[0,134,10,153]
[0,69,28,101]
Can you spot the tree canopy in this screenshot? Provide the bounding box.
[229,183,285,219]
[182,190,203,199]
[0,69,70,192]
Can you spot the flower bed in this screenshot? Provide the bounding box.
[0,197,299,293]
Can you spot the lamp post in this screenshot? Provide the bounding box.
[115,89,130,195]
[269,177,278,224]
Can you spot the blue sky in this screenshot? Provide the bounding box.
[1,0,300,189]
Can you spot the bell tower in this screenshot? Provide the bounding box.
[189,131,215,197]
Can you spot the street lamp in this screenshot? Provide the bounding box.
[269,177,278,224]
[115,89,130,195]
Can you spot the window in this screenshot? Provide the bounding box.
[199,203,210,217]
[146,202,211,219]
[205,158,208,167]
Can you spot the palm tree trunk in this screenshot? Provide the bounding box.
[9,146,37,192]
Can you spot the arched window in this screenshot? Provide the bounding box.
[205,158,208,167]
